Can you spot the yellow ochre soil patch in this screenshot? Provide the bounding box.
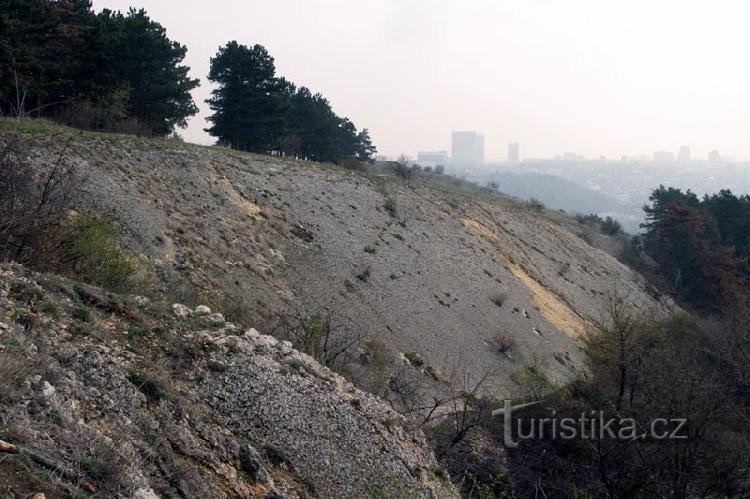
[461,218,517,260]
[461,217,590,339]
[218,175,264,218]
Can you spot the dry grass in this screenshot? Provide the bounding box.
[0,352,35,403]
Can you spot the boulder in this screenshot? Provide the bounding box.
[172,303,192,318]
[206,312,225,326]
[239,444,272,485]
[194,305,212,316]
[132,487,159,499]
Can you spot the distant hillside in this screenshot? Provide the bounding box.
[475,171,632,215]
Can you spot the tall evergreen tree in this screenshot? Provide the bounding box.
[337,119,376,162]
[0,1,198,135]
[284,87,341,162]
[95,8,199,135]
[207,42,376,162]
[641,185,700,264]
[354,128,376,162]
[205,42,290,152]
[0,0,96,116]
[642,186,749,311]
[702,190,750,254]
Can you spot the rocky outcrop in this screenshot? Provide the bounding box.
[0,264,456,498]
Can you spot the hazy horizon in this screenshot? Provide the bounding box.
[92,0,750,161]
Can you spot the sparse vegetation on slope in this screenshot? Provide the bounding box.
[0,264,456,498]
[0,120,679,497]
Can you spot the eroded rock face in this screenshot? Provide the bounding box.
[0,265,456,498]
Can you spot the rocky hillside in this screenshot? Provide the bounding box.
[2,120,671,397]
[0,263,456,498]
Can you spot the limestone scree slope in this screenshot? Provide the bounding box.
[11,124,669,394]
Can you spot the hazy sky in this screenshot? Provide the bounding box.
[92,0,750,161]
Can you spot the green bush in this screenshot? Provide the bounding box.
[58,216,141,291]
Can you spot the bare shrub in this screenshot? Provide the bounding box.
[0,135,79,265]
[527,198,545,213]
[339,158,366,172]
[490,292,507,307]
[383,196,397,218]
[272,305,364,370]
[391,162,413,180]
[53,86,148,135]
[429,368,499,459]
[489,331,515,354]
[386,367,431,416]
[391,156,416,181]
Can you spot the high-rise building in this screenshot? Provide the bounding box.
[678,146,691,162]
[417,150,449,166]
[451,131,484,165]
[653,150,676,162]
[508,142,520,164]
[708,150,721,162]
[561,152,585,161]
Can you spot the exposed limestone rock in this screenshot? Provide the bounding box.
[132,487,159,499]
[172,303,191,318]
[205,312,225,325]
[134,295,150,307]
[0,264,456,498]
[194,304,212,315]
[41,381,55,399]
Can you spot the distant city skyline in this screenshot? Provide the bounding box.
[415,135,726,164]
[91,0,750,161]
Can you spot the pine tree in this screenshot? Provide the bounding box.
[95,8,199,135]
[0,0,96,116]
[205,42,290,152]
[354,128,377,162]
[641,185,700,264]
[0,1,198,135]
[284,87,341,161]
